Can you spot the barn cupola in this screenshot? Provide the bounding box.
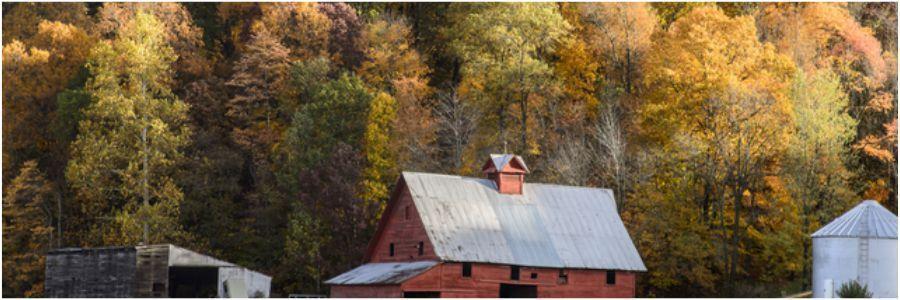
[482,154,529,195]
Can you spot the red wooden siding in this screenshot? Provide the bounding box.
[332,262,636,298]
[330,285,402,298]
[403,263,635,298]
[368,181,438,262]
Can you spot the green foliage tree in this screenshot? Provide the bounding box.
[783,70,858,289]
[66,12,193,246]
[281,74,373,171]
[448,3,570,154]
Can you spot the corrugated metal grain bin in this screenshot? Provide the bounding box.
[811,200,897,298]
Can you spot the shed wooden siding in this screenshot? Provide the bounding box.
[368,181,438,262]
[135,245,171,297]
[404,263,636,298]
[45,247,137,298]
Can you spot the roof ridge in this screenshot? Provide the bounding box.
[402,171,613,192]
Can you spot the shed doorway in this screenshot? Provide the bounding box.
[499,283,537,298]
[404,291,440,298]
[168,266,218,297]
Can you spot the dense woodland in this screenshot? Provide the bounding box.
[2,2,897,297]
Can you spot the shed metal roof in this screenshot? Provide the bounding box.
[812,200,897,239]
[324,261,438,285]
[402,172,646,271]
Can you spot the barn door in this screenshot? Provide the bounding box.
[403,291,441,298]
[499,284,537,298]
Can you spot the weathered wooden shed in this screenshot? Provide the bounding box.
[45,244,271,298]
[326,154,646,298]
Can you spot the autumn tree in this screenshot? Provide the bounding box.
[361,92,397,216]
[278,75,379,294]
[448,3,570,154]
[318,3,365,69]
[553,36,599,127]
[434,88,480,174]
[2,161,55,297]
[94,3,211,81]
[2,21,94,184]
[226,24,290,185]
[66,13,193,246]
[177,76,247,263]
[279,144,377,295]
[216,3,264,55]
[358,16,436,172]
[641,6,796,295]
[757,3,897,210]
[259,2,332,61]
[1,3,90,43]
[358,16,428,91]
[783,70,858,290]
[578,3,656,97]
[629,150,718,297]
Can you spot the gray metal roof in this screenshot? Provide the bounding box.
[164,244,236,267]
[488,154,529,173]
[324,261,438,285]
[812,200,897,239]
[402,172,647,271]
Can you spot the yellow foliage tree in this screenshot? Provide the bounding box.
[640,6,797,295]
[2,20,94,182]
[362,92,398,218]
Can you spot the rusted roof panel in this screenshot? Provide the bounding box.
[812,200,897,239]
[403,172,647,271]
[324,261,438,285]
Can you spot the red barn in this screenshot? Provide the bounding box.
[326,154,646,298]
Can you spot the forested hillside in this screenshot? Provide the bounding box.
[2,2,896,297]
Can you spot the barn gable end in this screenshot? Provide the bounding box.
[365,176,438,262]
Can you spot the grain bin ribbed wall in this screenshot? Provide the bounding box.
[811,200,897,298]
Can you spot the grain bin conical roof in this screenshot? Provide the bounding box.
[812,200,897,239]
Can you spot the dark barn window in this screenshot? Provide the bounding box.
[389,243,395,256]
[417,241,424,256]
[530,273,537,279]
[558,269,568,284]
[510,266,520,280]
[606,271,616,285]
[405,205,410,220]
[462,262,472,277]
